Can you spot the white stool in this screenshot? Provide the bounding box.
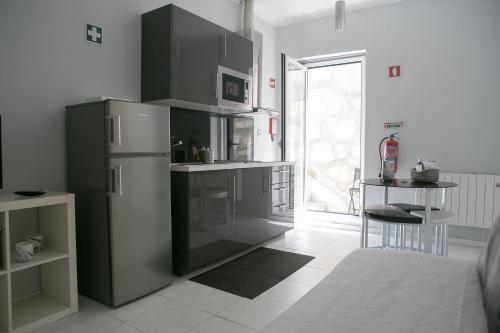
[410,211,455,256]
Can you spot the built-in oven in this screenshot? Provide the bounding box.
[217,66,252,112]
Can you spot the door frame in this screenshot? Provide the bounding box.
[281,54,308,209]
[282,50,367,212]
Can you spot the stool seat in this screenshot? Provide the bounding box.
[410,211,455,225]
[390,203,440,213]
[365,204,422,224]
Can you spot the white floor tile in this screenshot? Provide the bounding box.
[218,297,289,331]
[108,294,166,321]
[31,312,121,333]
[306,253,346,271]
[285,266,330,287]
[319,242,358,258]
[255,280,312,305]
[103,322,144,333]
[267,237,328,254]
[188,316,255,333]
[127,298,212,333]
[158,281,241,314]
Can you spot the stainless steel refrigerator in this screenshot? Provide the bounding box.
[66,100,172,306]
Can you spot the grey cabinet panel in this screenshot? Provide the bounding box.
[172,167,293,276]
[171,6,219,105]
[218,30,253,74]
[142,4,253,105]
[108,156,172,305]
[187,171,236,270]
[235,168,293,247]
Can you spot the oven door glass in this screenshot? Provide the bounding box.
[222,74,246,104]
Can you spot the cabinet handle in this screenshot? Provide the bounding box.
[263,173,269,193]
[224,34,227,59]
[496,183,500,188]
[273,170,288,173]
[273,186,288,191]
[107,115,121,147]
[274,203,289,208]
[108,165,122,196]
[211,73,218,98]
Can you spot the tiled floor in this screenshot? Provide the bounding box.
[31,222,484,333]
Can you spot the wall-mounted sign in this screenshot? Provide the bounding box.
[388,65,401,78]
[384,122,404,129]
[86,23,103,45]
[269,78,276,88]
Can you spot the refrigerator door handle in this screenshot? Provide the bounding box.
[107,115,122,147]
[108,165,123,196]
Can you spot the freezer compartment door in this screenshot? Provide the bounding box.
[106,100,170,154]
[108,156,172,306]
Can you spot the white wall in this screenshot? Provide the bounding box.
[278,0,500,181]
[0,0,279,192]
[255,17,280,111]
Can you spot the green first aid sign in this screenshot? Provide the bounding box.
[86,23,102,45]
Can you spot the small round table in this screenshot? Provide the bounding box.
[360,178,458,253]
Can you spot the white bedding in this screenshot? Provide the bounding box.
[263,249,487,333]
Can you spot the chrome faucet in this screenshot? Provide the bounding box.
[170,136,183,148]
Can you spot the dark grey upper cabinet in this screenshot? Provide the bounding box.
[170,7,220,105]
[218,30,253,74]
[142,4,252,105]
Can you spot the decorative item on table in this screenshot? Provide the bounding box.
[411,159,440,183]
[28,233,44,253]
[378,132,400,182]
[204,147,215,164]
[15,241,34,263]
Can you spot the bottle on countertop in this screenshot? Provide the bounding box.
[416,158,424,172]
[199,146,206,162]
[189,141,199,162]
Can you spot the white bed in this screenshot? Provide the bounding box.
[263,249,487,332]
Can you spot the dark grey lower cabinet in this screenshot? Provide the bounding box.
[234,168,293,248]
[171,166,294,276]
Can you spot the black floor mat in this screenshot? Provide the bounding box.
[190,247,314,299]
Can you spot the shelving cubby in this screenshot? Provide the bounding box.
[0,193,77,333]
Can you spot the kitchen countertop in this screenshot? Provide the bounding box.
[170,161,295,172]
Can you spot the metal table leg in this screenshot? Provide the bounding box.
[360,184,367,248]
[424,188,433,253]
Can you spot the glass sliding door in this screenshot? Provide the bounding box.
[282,54,307,210]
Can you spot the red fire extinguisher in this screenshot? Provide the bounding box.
[379,133,400,179]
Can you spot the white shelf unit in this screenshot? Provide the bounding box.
[0,192,77,333]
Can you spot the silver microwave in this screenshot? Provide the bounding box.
[217,66,252,112]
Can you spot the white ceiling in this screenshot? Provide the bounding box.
[242,0,407,27]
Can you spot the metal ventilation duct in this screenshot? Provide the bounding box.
[242,0,255,39]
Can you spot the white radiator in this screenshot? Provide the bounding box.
[415,173,500,228]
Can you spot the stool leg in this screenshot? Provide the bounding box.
[387,225,391,247]
[444,224,448,257]
[417,224,423,252]
[364,219,369,248]
[402,225,406,250]
[435,225,440,256]
[382,224,387,247]
[395,225,400,250]
[411,226,415,251]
